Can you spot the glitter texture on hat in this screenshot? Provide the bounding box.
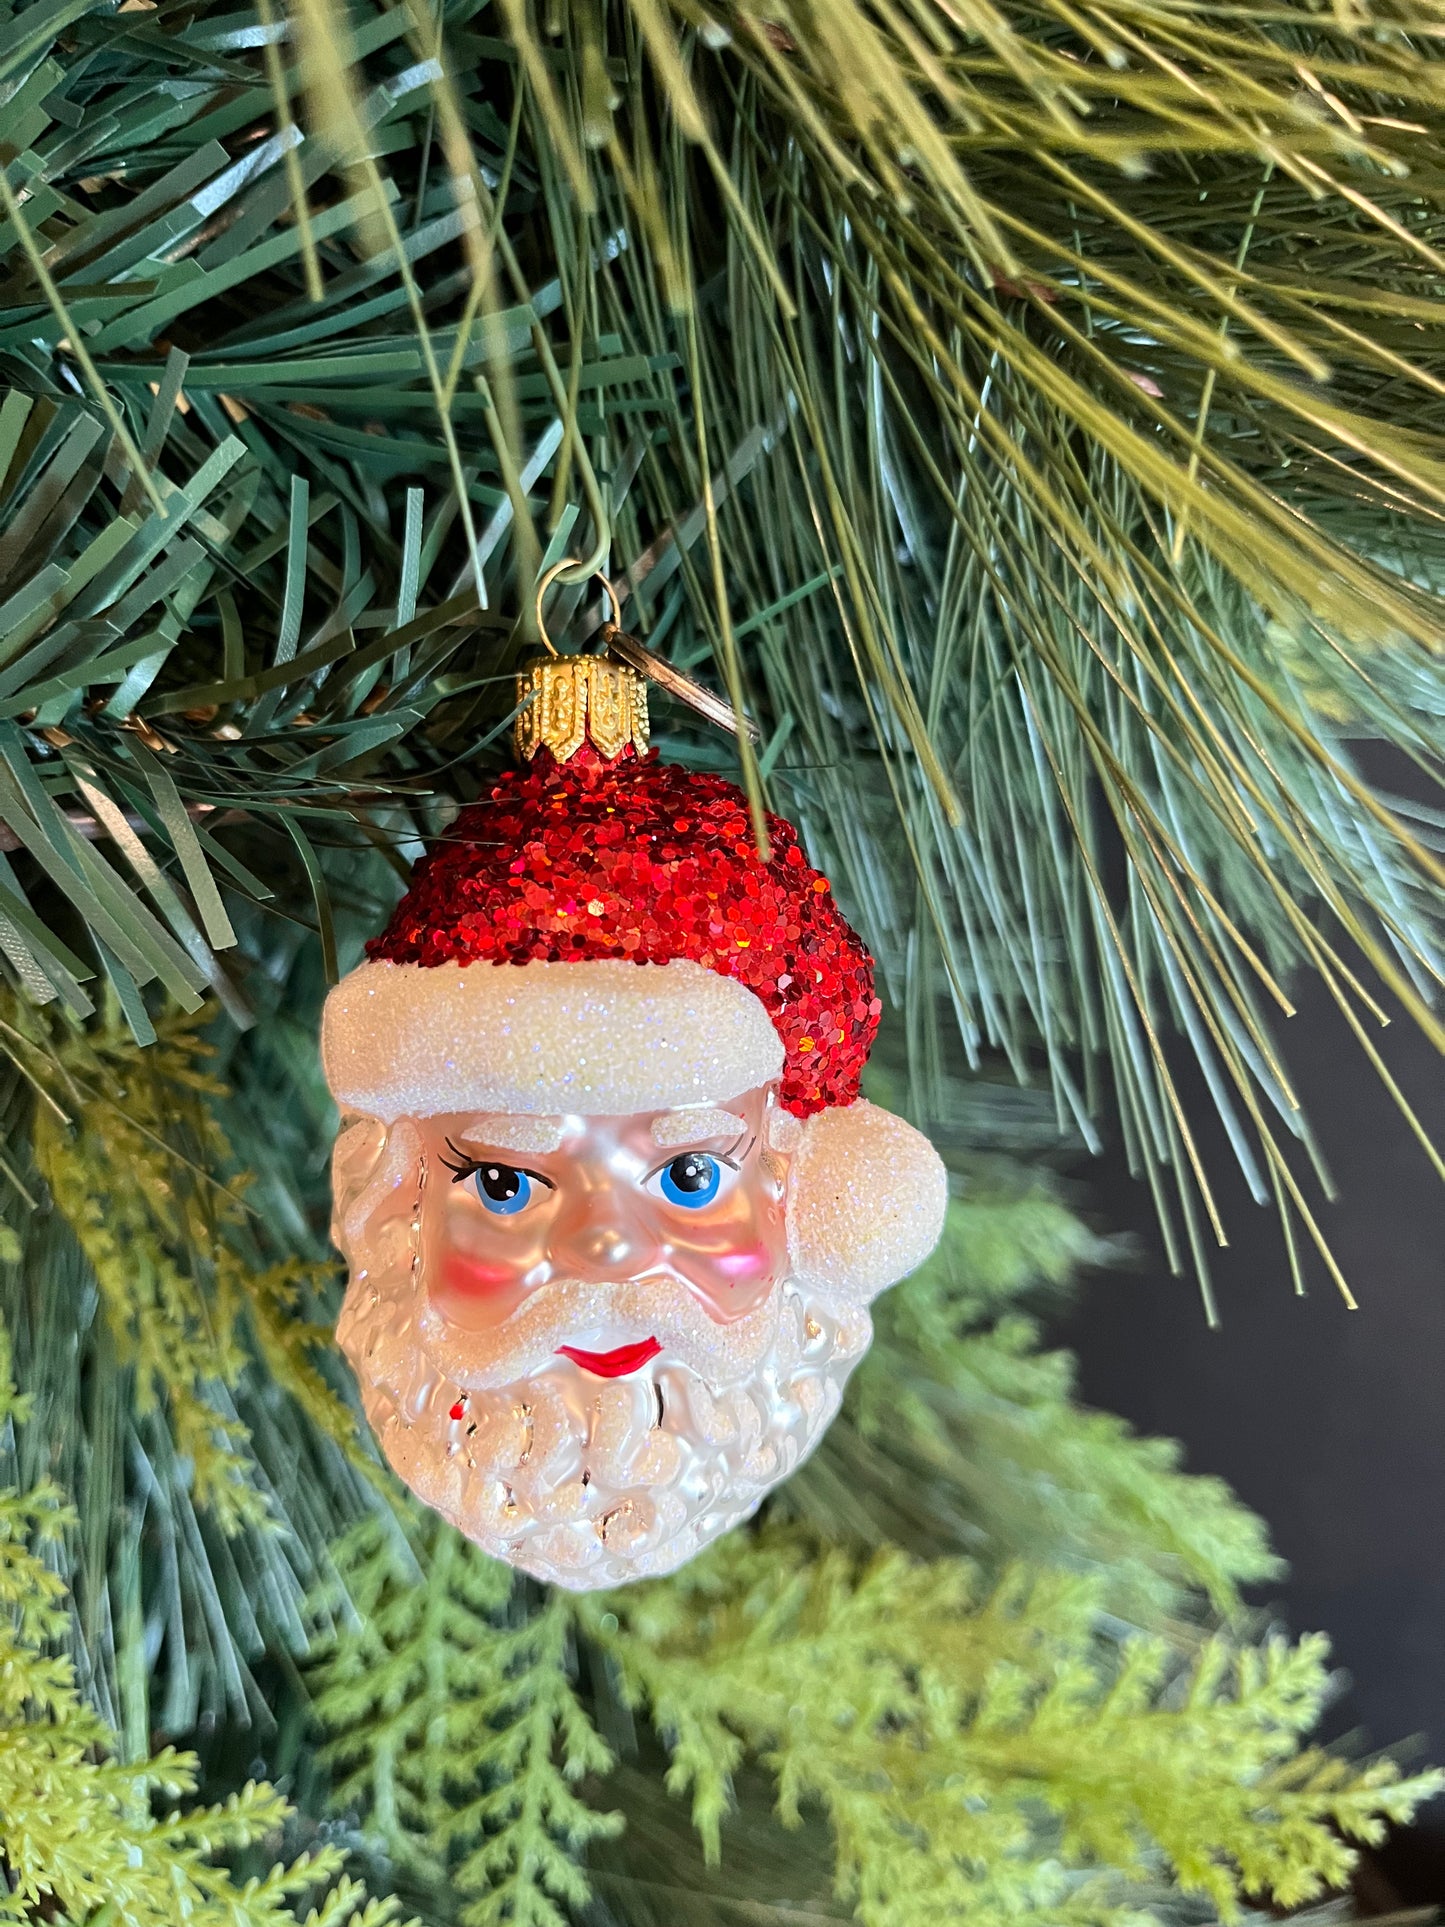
[365,748,880,1117]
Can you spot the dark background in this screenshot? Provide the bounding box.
[1052,962,1445,1888]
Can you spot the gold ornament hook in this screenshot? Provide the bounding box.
[533,559,620,657]
[527,557,761,746]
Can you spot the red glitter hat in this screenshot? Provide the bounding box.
[322,656,880,1121]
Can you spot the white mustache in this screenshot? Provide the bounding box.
[414,1270,784,1392]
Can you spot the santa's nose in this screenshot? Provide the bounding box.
[552,1183,660,1278]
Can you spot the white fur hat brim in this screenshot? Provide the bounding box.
[322,956,785,1122]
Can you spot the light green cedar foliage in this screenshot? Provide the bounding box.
[584,1537,1431,1927]
[30,1002,383,1527]
[3,993,379,1753]
[810,1188,1281,1622]
[0,1322,402,1927]
[31,1008,272,1532]
[308,1512,622,1927]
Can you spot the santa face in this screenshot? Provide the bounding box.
[419,1084,793,1370]
[329,1083,943,1590]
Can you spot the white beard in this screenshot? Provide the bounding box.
[335,1239,870,1589]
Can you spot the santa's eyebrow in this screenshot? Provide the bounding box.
[457,1115,567,1155]
[651,1107,747,1149]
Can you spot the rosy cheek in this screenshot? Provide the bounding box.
[713,1245,771,1283]
[441,1250,522,1297]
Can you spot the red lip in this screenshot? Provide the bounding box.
[556,1337,662,1378]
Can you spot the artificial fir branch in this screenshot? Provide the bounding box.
[0,0,1440,1284]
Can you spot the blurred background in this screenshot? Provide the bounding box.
[1056,957,1445,1903]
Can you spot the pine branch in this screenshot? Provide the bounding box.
[0,0,1438,1290]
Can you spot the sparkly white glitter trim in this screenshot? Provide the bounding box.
[650,1105,747,1148]
[457,1115,568,1155]
[788,1100,948,1302]
[322,957,784,1121]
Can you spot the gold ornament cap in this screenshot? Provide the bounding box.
[522,556,759,764]
[515,654,650,763]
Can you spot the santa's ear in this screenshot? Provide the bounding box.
[787,1100,947,1303]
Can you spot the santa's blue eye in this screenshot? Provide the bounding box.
[474,1164,532,1215]
[659,1153,720,1209]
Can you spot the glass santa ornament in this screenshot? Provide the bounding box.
[321,631,947,1589]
